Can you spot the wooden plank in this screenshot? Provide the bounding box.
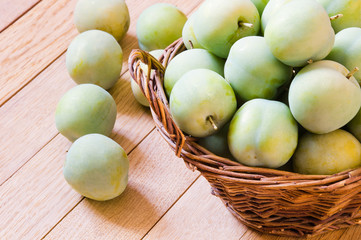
[143,176,247,240]
[339,225,361,240]
[0,0,200,107]
[0,54,153,185]
[0,55,74,185]
[0,0,202,186]
[43,130,199,240]
[0,0,41,32]
[0,121,163,239]
[0,0,78,106]
[0,135,80,240]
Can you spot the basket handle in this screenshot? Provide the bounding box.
[128,41,187,157]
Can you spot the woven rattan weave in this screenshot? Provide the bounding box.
[128,38,361,237]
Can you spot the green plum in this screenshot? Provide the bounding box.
[74,0,130,42]
[55,84,117,142]
[250,0,269,15]
[170,69,237,138]
[264,0,335,67]
[136,3,187,51]
[228,99,298,168]
[182,12,203,50]
[66,30,123,90]
[164,49,225,96]
[289,60,361,134]
[131,49,164,107]
[64,134,129,201]
[315,0,361,33]
[293,130,361,175]
[193,0,260,58]
[261,0,292,33]
[327,27,361,83]
[197,123,233,159]
[224,36,292,101]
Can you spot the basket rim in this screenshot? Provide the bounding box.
[128,38,361,191]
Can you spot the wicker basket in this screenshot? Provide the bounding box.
[128,38,361,238]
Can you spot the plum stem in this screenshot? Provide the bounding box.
[238,22,253,28]
[346,67,359,79]
[330,14,343,21]
[188,40,194,49]
[207,116,218,130]
[307,59,313,64]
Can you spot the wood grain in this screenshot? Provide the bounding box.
[3,0,361,239]
[0,0,77,106]
[0,57,153,186]
[0,115,157,240]
[0,0,202,107]
[0,55,75,185]
[339,225,361,240]
[0,0,41,32]
[0,0,202,186]
[0,135,80,240]
[43,130,199,240]
[143,176,247,240]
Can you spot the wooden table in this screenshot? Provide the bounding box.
[1,0,360,239]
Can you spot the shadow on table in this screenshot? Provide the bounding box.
[85,183,160,231]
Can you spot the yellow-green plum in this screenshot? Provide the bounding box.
[136,3,187,51]
[55,84,117,142]
[131,49,164,107]
[193,0,260,58]
[182,12,203,50]
[261,0,293,33]
[293,130,361,175]
[228,99,298,168]
[66,30,123,90]
[170,69,236,138]
[164,49,225,96]
[225,36,292,101]
[289,60,361,134]
[264,0,335,67]
[74,0,130,42]
[64,134,129,201]
[197,123,233,159]
[315,0,361,33]
[250,0,269,15]
[327,27,361,83]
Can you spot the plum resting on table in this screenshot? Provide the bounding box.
[66,30,123,90]
[64,134,129,201]
[55,84,117,142]
[74,0,130,42]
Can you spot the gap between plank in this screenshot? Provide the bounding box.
[40,125,157,239]
[0,132,59,187]
[140,174,202,240]
[0,0,42,34]
[0,64,141,186]
[0,48,67,108]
